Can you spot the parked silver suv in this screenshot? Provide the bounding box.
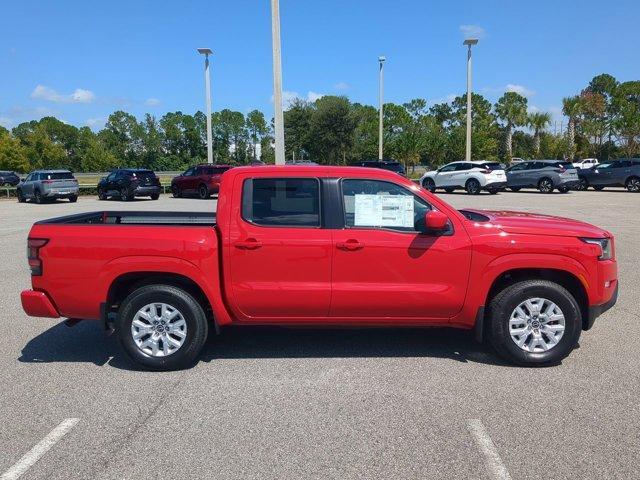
[17,170,79,203]
[506,160,580,193]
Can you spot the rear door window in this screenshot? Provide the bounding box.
[481,162,503,171]
[242,178,320,227]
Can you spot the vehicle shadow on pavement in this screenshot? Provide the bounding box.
[200,326,511,367]
[18,321,137,370]
[18,322,514,370]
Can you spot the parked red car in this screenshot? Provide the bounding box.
[21,166,618,370]
[171,164,232,199]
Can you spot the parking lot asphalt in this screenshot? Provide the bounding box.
[1,189,638,479]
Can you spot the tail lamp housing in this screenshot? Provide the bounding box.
[27,238,48,275]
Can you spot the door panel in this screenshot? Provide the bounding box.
[331,179,472,319]
[227,176,332,320]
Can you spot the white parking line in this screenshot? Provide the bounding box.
[1,418,79,480]
[467,419,512,480]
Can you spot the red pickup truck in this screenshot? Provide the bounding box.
[21,166,618,370]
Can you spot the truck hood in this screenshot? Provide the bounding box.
[462,209,611,238]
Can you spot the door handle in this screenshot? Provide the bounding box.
[336,239,365,251]
[234,238,262,250]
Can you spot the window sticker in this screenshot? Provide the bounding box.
[354,194,414,228]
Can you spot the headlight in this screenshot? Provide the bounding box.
[581,238,612,260]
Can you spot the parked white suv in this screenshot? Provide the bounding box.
[420,161,507,195]
[572,158,599,170]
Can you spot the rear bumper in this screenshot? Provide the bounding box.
[483,181,507,190]
[44,188,79,197]
[586,282,618,330]
[21,290,60,318]
[133,186,161,196]
[558,179,580,189]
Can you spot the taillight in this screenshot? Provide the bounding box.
[554,167,566,173]
[27,238,48,276]
[480,169,491,174]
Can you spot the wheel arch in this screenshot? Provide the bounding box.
[106,271,218,332]
[484,268,589,331]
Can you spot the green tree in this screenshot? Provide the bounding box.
[76,127,118,172]
[246,110,267,160]
[0,130,29,172]
[101,111,145,166]
[562,96,582,160]
[612,81,640,157]
[284,99,313,161]
[527,112,551,156]
[308,96,356,164]
[495,91,528,160]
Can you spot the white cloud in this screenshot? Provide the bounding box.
[145,98,160,106]
[307,91,324,102]
[334,82,349,91]
[31,85,96,103]
[506,84,535,97]
[460,24,486,39]
[428,93,457,105]
[85,117,106,129]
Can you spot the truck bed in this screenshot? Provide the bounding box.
[35,211,216,226]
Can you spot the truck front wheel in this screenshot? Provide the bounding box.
[117,285,209,371]
[487,280,582,366]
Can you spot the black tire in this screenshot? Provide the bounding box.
[444,187,455,193]
[120,187,132,201]
[558,186,570,194]
[117,284,209,371]
[487,188,499,195]
[487,279,582,367]
[625,176,640,192]
[98,188,107,200]
[150,193,160,200]
[593,185,605,191]
[422,178,436,193]
[172,185,182,198]
[17,189,26,203]
[577,178,589,191]
[509,187,521,192]
[465,178,481,195]
[68,195,78,203]
[538,178,554,193]
[34,189,43,204]
[198,184,210,199]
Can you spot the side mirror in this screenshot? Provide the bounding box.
[424,210,449,231]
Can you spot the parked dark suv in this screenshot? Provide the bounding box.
[358,160,406,176]
[578,158,640,192]
[98,169,161,201]
[0,171,20,187]
[171,164,232,199]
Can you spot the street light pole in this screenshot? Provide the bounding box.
[463,39,478,162]
[271,0,285,165]
[197,48,214,164]
[378,56,386,161]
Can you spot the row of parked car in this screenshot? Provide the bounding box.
[419,159,640,194]
[9,165,234,203]
[6,157,640,203]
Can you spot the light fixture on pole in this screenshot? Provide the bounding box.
[197,48,214,164]
[463,39,478,162]
[378,55,386,161]
[271,0,285,165]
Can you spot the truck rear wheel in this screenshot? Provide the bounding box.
[487,280,582,367]
[117,284,209,371]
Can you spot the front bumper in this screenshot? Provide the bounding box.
[21,290,60,318]
[483,181,507,190]
[586,282,618,330]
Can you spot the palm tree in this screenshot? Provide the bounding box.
[527,112,552,157]
[562,96,582,160]
[495,92,528,160]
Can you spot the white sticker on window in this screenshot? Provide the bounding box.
[354,194,414,228]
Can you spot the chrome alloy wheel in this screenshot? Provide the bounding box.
[508,297,565,353]
[131,303,187,357]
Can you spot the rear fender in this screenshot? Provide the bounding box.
[99,255,233,326]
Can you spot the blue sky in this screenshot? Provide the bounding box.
[1,0,639,130]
